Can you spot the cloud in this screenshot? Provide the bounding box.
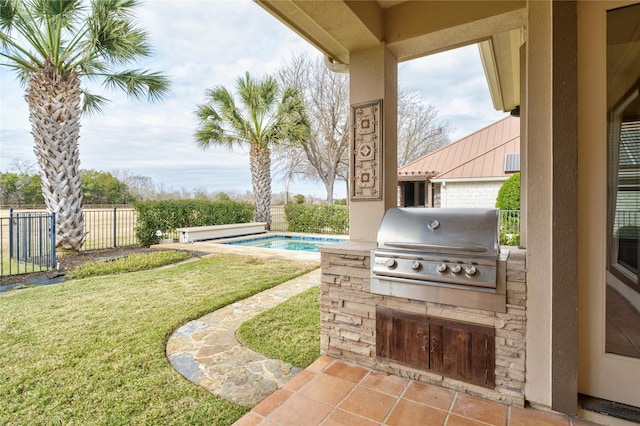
[399,44,507,140]
[0,0,508,199]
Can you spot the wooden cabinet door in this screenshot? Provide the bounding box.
[376,307,429,368]
[435,319,495,388]
[376,307,495,389]
[393,314,429,368]
[429,323,444,372]
[376,307,393,359]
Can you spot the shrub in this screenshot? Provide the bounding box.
[500,231,520,246]
[133,200,254,245]
[496,173,520,210]
[285,204,349,234]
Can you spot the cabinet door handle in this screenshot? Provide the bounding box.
[422,335,427,351]
[431,336,437,353]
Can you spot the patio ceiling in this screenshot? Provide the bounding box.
[254,0,525,112]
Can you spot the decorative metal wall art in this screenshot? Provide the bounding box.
[351,99,382,200]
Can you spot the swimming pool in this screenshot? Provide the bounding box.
[221,234,346,252]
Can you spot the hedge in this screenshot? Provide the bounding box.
[285,204,349,235]
[495,173,520,210]
[133,200,254,245]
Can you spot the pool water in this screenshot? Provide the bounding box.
[222,235,345,252]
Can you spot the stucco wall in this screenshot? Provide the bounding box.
[348,46,397,243]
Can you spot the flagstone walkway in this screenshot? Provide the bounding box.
[166,267,321,407]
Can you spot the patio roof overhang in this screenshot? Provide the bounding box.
[254,0,524,112]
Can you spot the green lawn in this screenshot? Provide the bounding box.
[67,250,193,279]
[0,253,319,425]
[237,286,320,368]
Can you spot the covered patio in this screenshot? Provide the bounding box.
[249,1,640,425]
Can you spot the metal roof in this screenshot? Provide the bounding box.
[397,115,520,181]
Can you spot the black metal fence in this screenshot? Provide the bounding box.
[1,210,56,279]
[82,208,137,250]
[499,210,520,246]
[271,206,288,231]
[1,206,521,280]
[1,207,139,280]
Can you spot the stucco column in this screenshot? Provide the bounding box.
[525,0,578,415]
[349,45,398,242]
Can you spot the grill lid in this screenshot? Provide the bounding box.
[376,208,500,258]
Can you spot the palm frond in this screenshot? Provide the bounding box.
[195,89,245,150]
[3,0,169,115]
[0,1,49,63]
[237,72,278,124]
[0,0,17,33]
[0,56,31,86]
[194,104,238,150]
[87,0,152,65]
[36,0,84,67]
[0,33,43,71]
[80,88,109,116]
[195,72,310,161]
[101,69,170,102]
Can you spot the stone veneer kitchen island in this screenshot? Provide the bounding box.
[319,241,527,406]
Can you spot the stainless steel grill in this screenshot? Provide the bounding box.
[370,208,509,312]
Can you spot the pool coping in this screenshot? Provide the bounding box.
[214,232,347,251]
[154,233,345,262]
[209,231,347,244]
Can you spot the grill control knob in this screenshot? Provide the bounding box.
[437,263,448,273]
[451,264,462,274]
[411,261,422,271]
[465,266,478,276]
[385,259,398,269]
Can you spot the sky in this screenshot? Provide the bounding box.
[0,0,507,200]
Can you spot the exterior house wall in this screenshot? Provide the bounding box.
[434,183,441,208]
[320,242,527,406]
[438,180,506,208]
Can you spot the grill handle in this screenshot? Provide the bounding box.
[382,242,489,254]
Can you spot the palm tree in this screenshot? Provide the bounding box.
[195,72,308,228]
[0,0,170,251]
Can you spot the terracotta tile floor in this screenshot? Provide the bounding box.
[235,356,593,426]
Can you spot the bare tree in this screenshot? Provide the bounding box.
[275,55,451,203]
[271,143,313,204]
[112,170,156,201]
[10,158,38,174]
[397,88,451,166]
[277,54,350,204]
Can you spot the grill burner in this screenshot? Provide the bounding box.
[371,208,509,312]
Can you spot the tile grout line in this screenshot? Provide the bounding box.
[320,365,383,425]
[315,359,360,425]
[304,358,338,426]
[380,375,413,425]
[443,392,460,426]
[446,391,500,426]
